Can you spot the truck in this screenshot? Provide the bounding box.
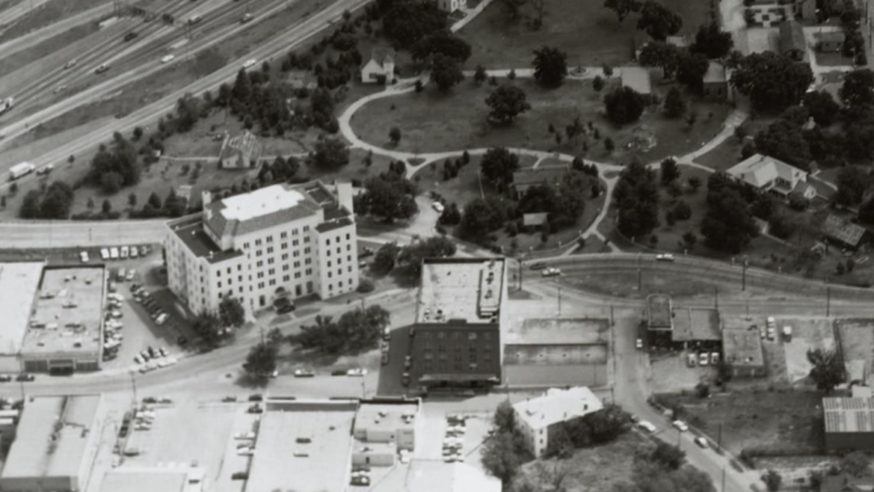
[9,162,34,180]
[782,325,792,342]
[0,97,13,116]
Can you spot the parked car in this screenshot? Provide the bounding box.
[672,420,688,432]
[16,373,34,382]
[139,245,150,256]
[637,420,656,433]
[698,352,709,366]
[110,247,119,259]
[277,303,294,314]
[541,267,561,277]
[347,368,367,377]
[243,58,257,69]
[635,337,643,349]
[528,262,546,271]
[160,54,175,63]
[686,352,697,367]
[655,253,675,262]
[293,368,315,377]
[129,246,138,258]
[710,352,720,365]
[79,251,90,263]
[120,246,130,259]
[694,436,709,448]
[100,248,110,260]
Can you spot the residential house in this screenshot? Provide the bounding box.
[822,214,867,250]
[725,153,814,198]
[511,164,569,198]
[816,31,846,52]
[620,66,652,95]
[779,20,807,61]
[360,48,395,85]
[513,387,603,457]
[218,130,263,169]
[702,61,730,101]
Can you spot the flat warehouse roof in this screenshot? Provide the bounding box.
[417,258,504,324]
[0,262,44,354]
[823,397,874,433]
[21,266,104,356]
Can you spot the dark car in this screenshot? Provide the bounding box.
[16,373,34,382]
[528,262,546,271]
[0,375,11,382]
[123,31,139,42]
[277,304,295,314]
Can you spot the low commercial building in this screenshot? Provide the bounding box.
[165,181,358,316]
[816,31,845,52]
[513,387,603,457]
[408,258,506,392]
[21,266,105,374]
[722,329,765,377]
[645,293,673,346]
[218,130,262,169]
[100,465,205,492]
[671,308,721,351]
[352,398,422,468]
[503,317,609,387]
[0,394,106,492]
[823,396,874,451]
[246,399,356,492]
[0,262,44,373]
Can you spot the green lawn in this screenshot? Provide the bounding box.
[352,78,731,165]
[457,0,712,69]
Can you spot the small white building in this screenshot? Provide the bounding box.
[725,153,815,199]
[513,386,603,457]
[218,130,263,169]
[360,48,395,85]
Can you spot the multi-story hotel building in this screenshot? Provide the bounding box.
[165,180,359,316]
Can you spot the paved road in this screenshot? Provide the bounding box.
[0,1,113,59]
[0,0,48,29]
[0,218,169,248]
[0,0,369,171]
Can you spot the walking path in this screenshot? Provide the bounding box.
[337,71,751,255]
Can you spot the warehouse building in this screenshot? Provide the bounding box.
[408,258,506,393]
[0,394,106,492]
[0,262,44,373]
[823,396,874,451]
[165,180,358,316]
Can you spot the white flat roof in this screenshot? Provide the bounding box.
[0,262,44,354]
[513,386,603,431]
[219,184,305,221]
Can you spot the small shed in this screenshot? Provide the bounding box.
[522,213,548,228]
[822,214,867,250]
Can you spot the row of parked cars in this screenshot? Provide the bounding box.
[686,351,720,367]
[443,414,466,463]
[131,283,171,327]
[98,245,151,262]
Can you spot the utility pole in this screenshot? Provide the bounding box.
[741,255,748,292]
[713,286,718,310]
[129,371,138,406]
[557,283,562,316]
[826,286,831,317]
[637,252,642,291]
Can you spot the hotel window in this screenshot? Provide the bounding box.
[292,228,299,235]
[294,261,301,268]
[295,272,301,279]
[283,265,290,271]
[327,261,332,267]
[348,266,352,273]
[256,261,263,267]
[255,239,262,245]
[281,254,288,260]
[244,242,250,249]
[281,232,287,238]
[266,236,273,243]
[326,239,331,245]
[336,247,341,254]
[292,239,299,246]
[267,258,274,265]
[305,258,312,265]
[303,226,309,232]
[283,275,290,281]
[281,243,288,250]
[347,245,351,251]
[305,268,312,275]
[267,247,273,253]
[269,280,276,286]
[346,233,350,240]
[304,236,310,243]
[304,247,311,254]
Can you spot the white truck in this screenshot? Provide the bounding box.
[0,97,13,116]
[9,162,34,180]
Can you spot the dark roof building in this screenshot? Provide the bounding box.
[722,329,765,377]
[646,294,673,331]
[779,20,807,61]
[671,308,721,347]
[823,397,874,451]
[511,165,569,197]
[822,215,867,249]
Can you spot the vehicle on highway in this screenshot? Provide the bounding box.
[187,14,202,24]
[637,420,656,433]
[0,97,13,116]
[79,251,90,263]
[347,368,367,377]
[241,12,254,23]
[694,436,708,448]
[16,373,34,382]
[541,267,561,277]
[698,352,709,366]
[655,254,675,262]
[686,352,696,367]
[123,31,138,42]
[672,420,688,432]
[782,325,793,342]
[293,368,315,377]
[431,202,444,213]
[95,63,110,74]
[161,54,175,64]
[9,162,34,180]
[243,58,257,69]
[35,164,53,176]
[64,59,77,69]
[528,262,546,270]
[404,355,412,369]
[0,375,11,382]
[222,396,237,402]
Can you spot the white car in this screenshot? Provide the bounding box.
[694,436,708,448]
[635,337,643,349]
[79,251,90,263]
[100,248,110,260]
[125,270,136,281]
[110,247,119,259]
[655,254,675,262]
[672,420,688,432]
[431,202,444,213]
[347,368,367,377]
[541,267,561,277]
[160,54,175,64]
[64,59,77,69]
[638,420,656,433]
[243,58,257,69]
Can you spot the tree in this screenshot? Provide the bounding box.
[100,171,123,194]
[494,400,515,433]
[19,190,41,219]
[732,52,814,112]
[474,65,487,84]
[754,119,811,168]
[101,199,112,214]
[593,75,605,92]
[614,160,659,238]
[637,0,682,41]
[430,53,464,92]
[604,86,646,125]
[840,69,874,108]
[801,92,839,129]
[532,46,568,88]
[382,2,447,47]
[762,470,782,492]
[191,312,223,346]
[480,147,520,191]
[807,348,846,393]
[389,126,402,145]
[651,441,686,470]
[690,21,733,58]
[219,297,246,327]
[840,451,870,477]
[498,0,527,22]
[485,84,531,124]
[603,0,641,25]
[459,197,507,239]
[411,31,471,62]
[481,429,527,484]
[438,202,462,225]
[663,87,685,118]
[638,41,680,79]
[660,157,679,184]
[396,237,456,277]
[358,173,419,221]
[147,192,162,209]
[701,174,758,253]
[373,242,401,274]
[128,193,137,207]
[312,137,349,170]
[291,305,390,354]
[676,51,710,91]
[243,343,277,382]
[835,166,872,206]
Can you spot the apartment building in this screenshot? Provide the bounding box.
[513,387,603,457]
[165,181,358,316]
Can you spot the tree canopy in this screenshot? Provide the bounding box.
[636,1,682,41]
[807,348,846,393]
[19,181,75,220]
[700,173,758,253]
[840,69,874,108]
[603,0,641,25]
[532,46,568,88]
[291,305,390,354]
[382,1,447,47]
[311,137,349,170]
[357,170,419,221]
[690,21,733,58]
[219,297,246,327]
[605,86,646,125]
[243,343,277,382]
[614,160,659,238]
[459,197,508,239]
[485,84,531,124]
[802,90,840,126]
[395,236,457,277]
[731,52,813,112]
[430,53,464,92]
[411,31,471,62]
[638,42,680,79]
[480,147,520,191]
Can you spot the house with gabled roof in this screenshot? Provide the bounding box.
[361,48,395,85]
[218,130,262,169]
[725,153,815,199]
[779,19,807,61]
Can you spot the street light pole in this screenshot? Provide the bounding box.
[741,255,748,292]
[129,371,138,406]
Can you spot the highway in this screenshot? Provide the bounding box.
[0,0,48,29]
[0,0,368,173]
[0,218,168,248]
[0,1,114,60]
